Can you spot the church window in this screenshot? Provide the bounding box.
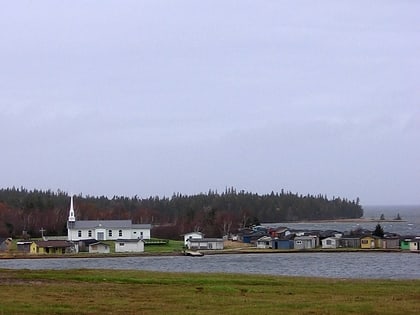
[88,230,92,237]
[140,232,143,238]
[108,230,113,237]
[119,230,123,237]
[78,230,82,237]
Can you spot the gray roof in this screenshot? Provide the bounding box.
[132,224,152,229]
[189,238,223,242]
[73,220,151,229]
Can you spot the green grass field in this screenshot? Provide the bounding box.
[1,268,419,314]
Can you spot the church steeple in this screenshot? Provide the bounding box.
[68,195,76,222]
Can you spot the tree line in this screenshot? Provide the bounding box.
[0,187,363,239]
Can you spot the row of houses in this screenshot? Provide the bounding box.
[12,238,145,255]
[242,226,420,252]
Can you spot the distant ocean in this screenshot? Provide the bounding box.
[263,205,420,236]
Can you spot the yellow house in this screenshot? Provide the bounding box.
[360,236,382,249]
[30,240,73,254]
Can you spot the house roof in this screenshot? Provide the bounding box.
[188,238,223,242]
[257,236,273,242]
[35,240,72,248]
[73,220,151,229]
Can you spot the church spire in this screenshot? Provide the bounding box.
[68,195,76,222]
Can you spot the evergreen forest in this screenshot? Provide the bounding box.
[0,187,363,239]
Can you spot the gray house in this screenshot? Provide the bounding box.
[187,238,224,250]
[88,242,110,254]
[339,237,361,248]
[294,236,317,250]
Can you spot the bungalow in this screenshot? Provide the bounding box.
[89,242,110,254]
[294,236,318,250]
[182,232,204,246]
[115,239,144,253]
[187,238,224,250]
[256,236,272,249]
[30,240,75,254]
[321,237,340,249]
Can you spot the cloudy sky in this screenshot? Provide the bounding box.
[0,1,419,205]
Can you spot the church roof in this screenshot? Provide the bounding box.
[73,220,151,229]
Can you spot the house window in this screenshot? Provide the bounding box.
[109,230,113,237]
[88,230,92,237]
[326,240,332,245]
[119,230,123,237]
[362,240,368,244]
[296,241,302,244]
[119,243,125,246]
[78,230,82,237]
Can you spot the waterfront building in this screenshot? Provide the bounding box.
[67,196,151,241]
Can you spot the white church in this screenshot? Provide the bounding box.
[67,196,151,241]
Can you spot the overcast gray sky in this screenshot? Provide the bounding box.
[0,1,419,205]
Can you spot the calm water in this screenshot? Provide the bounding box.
[263,205,420,235]
[1,252,419,279]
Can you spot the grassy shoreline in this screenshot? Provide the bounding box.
[1,268,419,314]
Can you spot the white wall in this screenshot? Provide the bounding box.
[115,240,144,252]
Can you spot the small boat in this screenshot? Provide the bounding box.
[183,250,204,257]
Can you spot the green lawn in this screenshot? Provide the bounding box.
[1,269,419,314]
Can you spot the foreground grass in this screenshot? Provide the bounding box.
[1,269,419,315]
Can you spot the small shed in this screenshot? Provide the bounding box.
[30,240,74,254]
[115,239,144,253]
[409,237,420,252]
[187,238,224,250]
[256,236,272,249]
[321,237,340,249]
[182,232,204,246]
[17,241,32,253]
[89,242,110,254]
[339,237,361,248]
[294,236,317,250]
[272,238,294,250]
[360,236,382,249]
[381,237,400,249]
[400,237,412,250]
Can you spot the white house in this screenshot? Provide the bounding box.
[67,196,151,241]
[183,232,204,246]
[187,238,224,250]
[321,237,340,249]
[256,236,272,249]
[409,237,420,252]
[89,242,110,254]
[115,239,144,253]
